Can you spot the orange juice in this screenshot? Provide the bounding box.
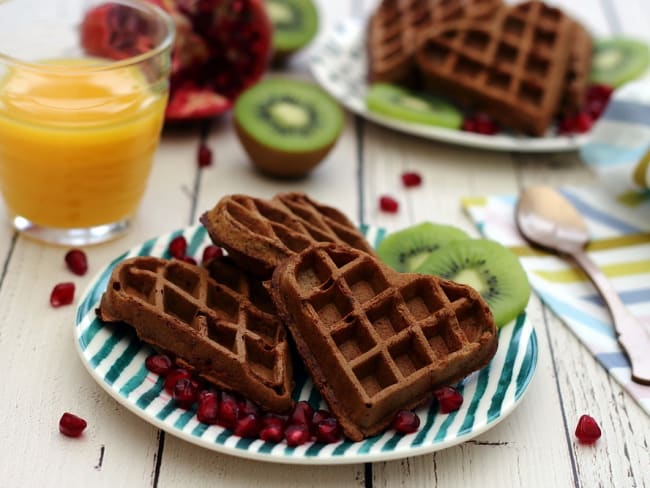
[0,59,167,229]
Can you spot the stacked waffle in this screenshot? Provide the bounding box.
[98,192,498,441]
[367,0,593,135]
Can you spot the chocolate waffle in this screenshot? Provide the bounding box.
[270,243,498,441]
[366,0,503,84]
[561,20,593,113]
[98,256,293,413]
[414,1,576,135]
[200,192,374,279]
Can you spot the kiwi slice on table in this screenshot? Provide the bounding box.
[234,77,343,178]
[366,83,463,129]
[589,38,650,88]
[266,0,319,62]
[376,222,470,273]
[416,239,531,328]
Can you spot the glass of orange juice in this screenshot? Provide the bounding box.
[0,0,174,245]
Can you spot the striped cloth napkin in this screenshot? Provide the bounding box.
[462,179,650,416]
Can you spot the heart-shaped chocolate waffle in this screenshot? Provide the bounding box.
[269,243,498,441]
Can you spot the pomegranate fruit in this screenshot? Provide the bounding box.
[65,249,88,276]
[575,414,602,444]
[59,412,88,438]
[50,282,75,307]
[81,0,273,121]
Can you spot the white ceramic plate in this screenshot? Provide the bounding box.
[75,224,538,464]
[309,18,591,152]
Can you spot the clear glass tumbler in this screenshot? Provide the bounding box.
[0,0,174,245]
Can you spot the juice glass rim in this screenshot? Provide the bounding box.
[0,0,175,73]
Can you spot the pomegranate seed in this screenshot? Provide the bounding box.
[64,249,88,276]
[401,172,422,188]
[575,414,602,444]
[462,113,499,135]
[234,413,261,438]
[288,401,314,428]
[461,117,477,132]
[50,282,75,307]
[573,113,593,133]
[173,377,199,408]
[259,422,285,443]
[311,409,332,426]
[434,386,463,413]
[218,392,240,429]
[393,410,420,434]
[379,195,399,213]
[315,417,342,444]
[59,412,87,437]
[586,84,613,103]
[180,255,197,265]
[198,143,213,167]
[238,399,260,417]
[284,423,311,446]
[201,245,223,264]
[163,368,191,394]
[197,391,219,424]
[145,354,172,376]
[168,236,187,259]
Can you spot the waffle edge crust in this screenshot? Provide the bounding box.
[97,256,294,413]
[270,243,498,441]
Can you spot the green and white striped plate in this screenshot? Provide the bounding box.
[75,224,538,465]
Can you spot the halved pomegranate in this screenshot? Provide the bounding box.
[81,0,273,121]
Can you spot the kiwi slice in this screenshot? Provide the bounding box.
[376,222,470,273]
[234,77,343,178]
[589,38,650,88]
[366,83,463,129]
[266,0,318,60]
[415,239,530,328]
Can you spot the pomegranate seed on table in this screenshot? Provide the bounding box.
[168,235,187,259]
[145,354,172,376]
[197,391,220,425]
[197,143,213,167]
[163,368,191,394]
[401,172,422,188]
[284,423,311,446]
[434,386,464,413]
[64,249,88,276]
[59,412,88,438]
[201,245,223,264]
[393,410,420,434]
[379,195,399,213]
[314,417,342,444]
[50,282,75,307]
[575,414,602,444]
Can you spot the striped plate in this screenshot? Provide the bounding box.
[75,225,538,464]
[309,18,590,153]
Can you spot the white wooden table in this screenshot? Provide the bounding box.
[1,0,649,486]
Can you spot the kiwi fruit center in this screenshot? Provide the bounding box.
[267,1,300,29]
[262,96,317,134]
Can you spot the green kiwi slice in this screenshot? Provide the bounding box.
[366,83,463,129]
[415,239,530,328]
[376,222,470,273]
[589,38,650,88]
[234,77,343,177]
[267,0,319,57]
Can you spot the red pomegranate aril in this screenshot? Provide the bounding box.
[65,249,88,276]
[238,399,260,418]
[259,422,285,443]
[586,84,613,103]
[575,414,602,444]
[234,413,261,438]
[311,409,332,427]
[50,282,75,307]
[168,235,187,259]
[218,392,240,429]
[315,418,342,444]
[461,118,477,133]
[474,114,499,135]
[393,410,420,434]
[163,368,191,394]
[201,245,223,264]
[401,172,422,188]
[145,354,172,376]
[180,255,197,265]
[288,400,314,428]
[198,143,213,167]
[434,386,463,413]
[197,391,219,424]
[574,113,593,133]
[284,423,311,446]
[173,377,199,408]
[59,412,88,438]
[379,195,399,213]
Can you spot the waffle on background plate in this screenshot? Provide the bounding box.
[367,0,593,135]
[98,256,294,413]
[270,243,498,441]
